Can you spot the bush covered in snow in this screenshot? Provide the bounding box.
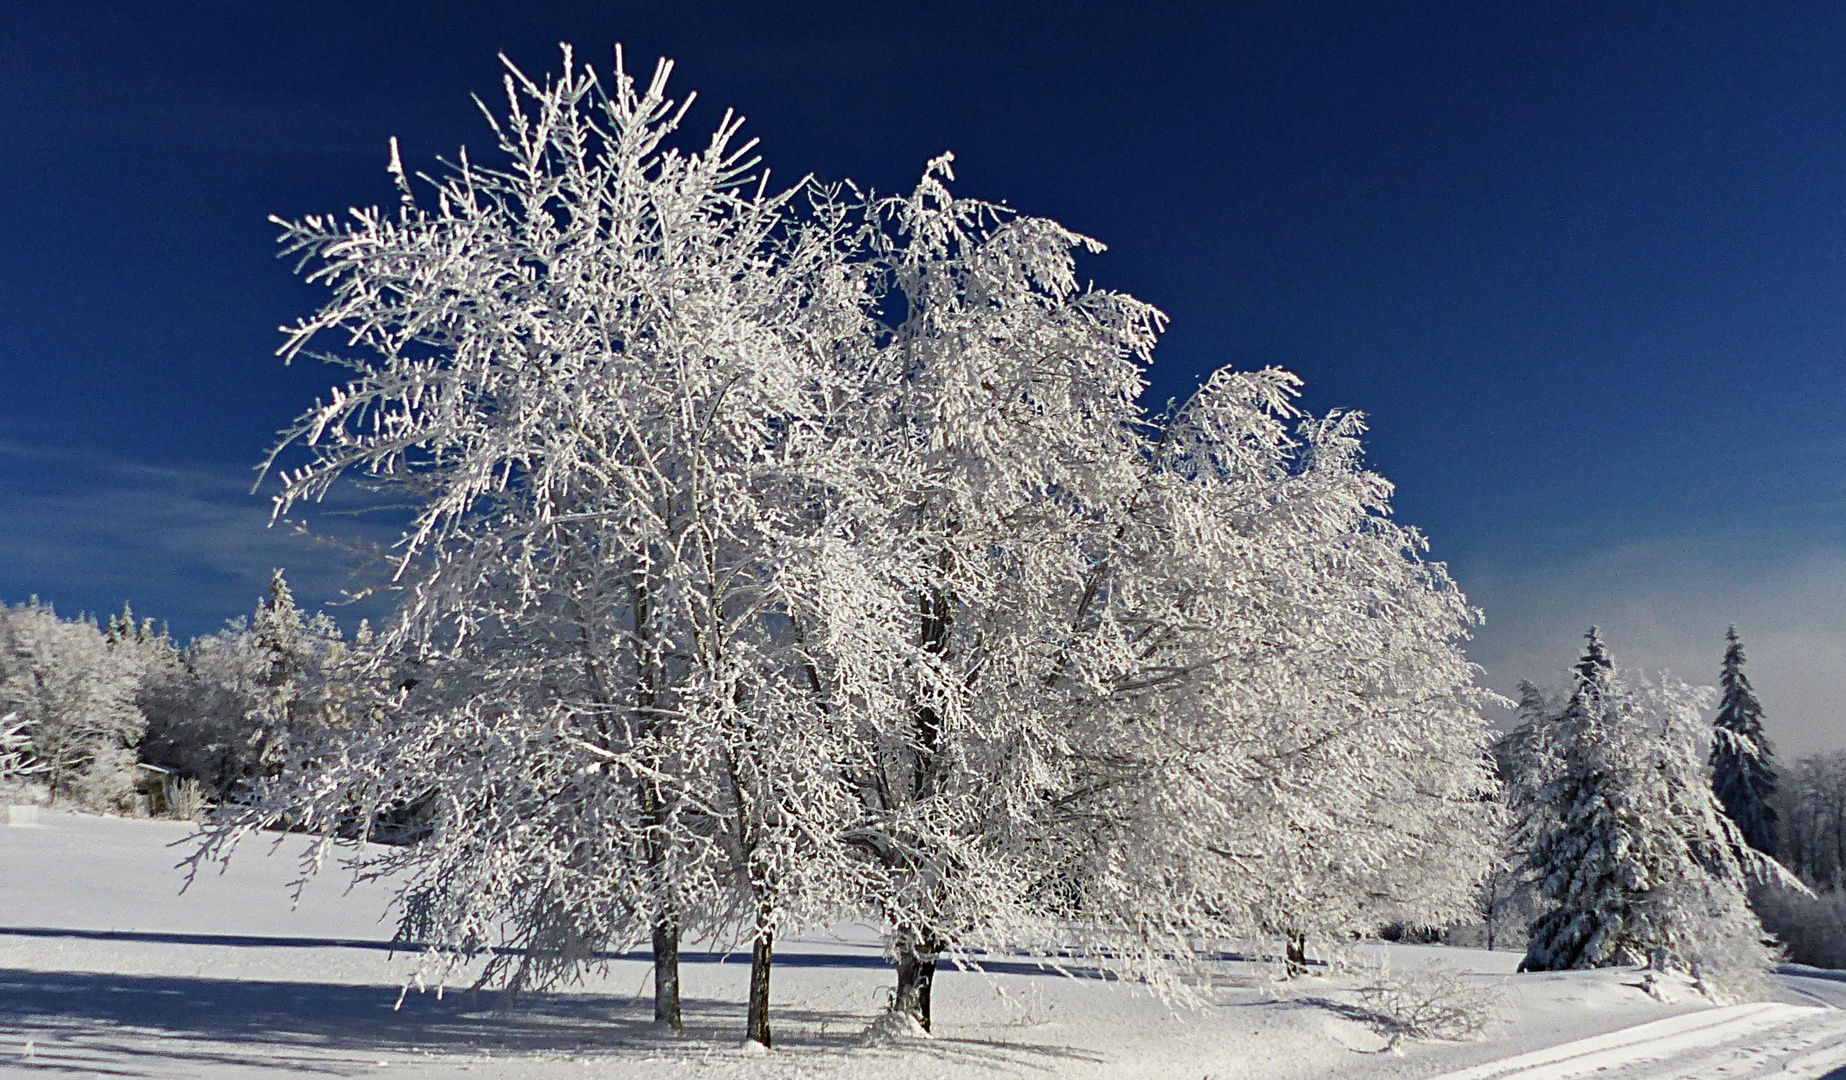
[0,599,145,810]
[1351,964,1502,1045]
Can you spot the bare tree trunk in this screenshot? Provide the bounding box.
[653,915,681,1031]
[746,930,774,1048]
[883,585,952,1034]
[893,928,944,1031]
[1834,790,1846,886]
[1285,932,1308,977]
[642,789,681,1030]
[46,736,66,807]
[626,575,682,1032]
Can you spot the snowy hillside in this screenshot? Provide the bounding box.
[4,811,1841,1078]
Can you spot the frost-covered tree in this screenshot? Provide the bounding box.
[1026,370,1501,986]
[1520,629,1787,995]
[1776,750,1846,887]
[824,155,1160,1030]
[194,42,1505,1046]
[1711,627,1777,857]
[139,574,347,802]
[193,48,926,1046]
[830,163,1498,1021]
[1474,682,1563,952]
[103,603,166,653]
[0,599,145,808]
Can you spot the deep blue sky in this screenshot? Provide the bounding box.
[5,2,1846,750]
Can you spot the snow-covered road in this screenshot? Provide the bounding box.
[1427,1001,1846,1080]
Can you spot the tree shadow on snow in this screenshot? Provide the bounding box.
[0,925,1110,979]
[0,968,1101,1076]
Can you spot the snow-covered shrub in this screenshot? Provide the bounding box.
[72,743,141,813]
[1349,960,1502,1045]
[164,777,208,821]
[861,1009,931,1044]
[1377,921,1446,944]
[1754,885,1846,970]
[1682,913,1779,1002]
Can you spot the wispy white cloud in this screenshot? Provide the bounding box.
[0,440,397,640]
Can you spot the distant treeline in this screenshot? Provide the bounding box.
[0,571,361,817]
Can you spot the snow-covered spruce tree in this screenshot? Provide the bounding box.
[1480,680,1567,950]
[1031,369,1501,986]
[1711,627,1777,856]
[139,575,346,803]
[1499,681,1562,826]
[1519,629,1786,996]
[103,603,168,656]
[192,48,941,1047]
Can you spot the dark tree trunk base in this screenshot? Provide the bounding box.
[746,931,774,1048]
[893,930,945,1032]
[1285,932,1308,977]
[653,918,682,1031]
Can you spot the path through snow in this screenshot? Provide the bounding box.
[1426,1002,1846,1079]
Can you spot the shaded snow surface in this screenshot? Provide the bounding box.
[0,811,1838,1078]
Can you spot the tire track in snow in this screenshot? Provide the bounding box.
[1424,1002,1846,1080]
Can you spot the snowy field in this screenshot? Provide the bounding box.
[2,812,1843,1079]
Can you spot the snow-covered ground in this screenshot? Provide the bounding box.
[1,811,1840,1078]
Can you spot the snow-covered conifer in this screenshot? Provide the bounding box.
[1483,680,1567,949]
[1520,629,1782,995]
[1711,627,1777,856]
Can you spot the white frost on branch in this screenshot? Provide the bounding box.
[193,44,1503,1038]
